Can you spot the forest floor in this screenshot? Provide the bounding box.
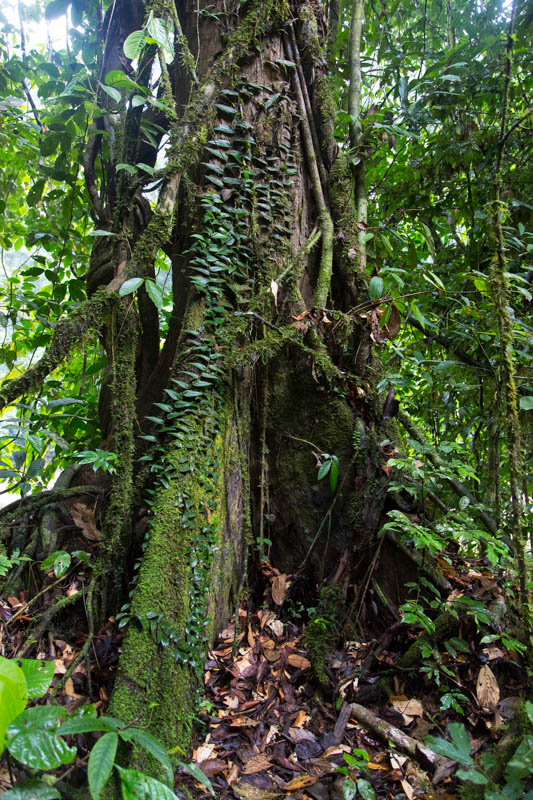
[0,552,530,798]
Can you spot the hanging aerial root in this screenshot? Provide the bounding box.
[284,31,333,309]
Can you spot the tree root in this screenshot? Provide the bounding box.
[19,590,82,657]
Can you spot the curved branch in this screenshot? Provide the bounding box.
[0,485,104,523]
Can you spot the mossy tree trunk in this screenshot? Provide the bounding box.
[0,0,405,785]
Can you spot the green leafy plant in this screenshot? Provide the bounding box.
[0,655,214,799]
[0,550,30,578]
[317,453,340,494]
[74,449,119,474]
[335,748,376,800]
[425,710,533,800]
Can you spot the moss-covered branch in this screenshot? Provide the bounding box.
[348,0,367,272]
[0,288,116,412]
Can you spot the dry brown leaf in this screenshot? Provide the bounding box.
[390,697,424,722]
[242,754,273,774]
[195,743,215,763]
[482,647,505,661]
[389,754,408,770]
[292,710,308,728]
[284,775,319,791]
[270,280,279,309]
[233,783,281,800]
[387,304,402,339]
[271,574,289,606]
[199,759,226,777]
[263,648,280,663]
[400,779,415,799]
[287,728,317,744]
[287,654,311,670]
[266,618,284,638]
[227,763,240,785]
[70,502,101,541]
[228,715,260,727]
[247,624,255,648]
[63,677,83,700]
[476,664,500,709]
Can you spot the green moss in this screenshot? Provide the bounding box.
[304,586,343,685]
[99,307,138,609]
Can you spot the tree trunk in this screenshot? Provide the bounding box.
[0,0,405,786]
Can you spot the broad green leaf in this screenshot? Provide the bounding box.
[16,659,55,699]
[116,766,179,800]
[369,276,384,301]
[116,163,138,174]
[7,706,75,770]
[119,278,144,297]
[105,71,145,92]
[215,104,238,115]
[456,768,489,784]
[329,457,339,493]
[357,778,376,800]
[40,133,61,157]
[317,460,331,481]
[145,280,164,310]
[47,398,84,408]
[26,179,46,207]
[46,430,70,450]
[45,0,69,20]
[123,30,147,60]
[2,780,61,799]
[0,656,28,754]
[449,722,473,757]
[99,83,122,104]
[519,395,533,411]
[145,16,173,55]
[181,762,215,796]
[41,551,71,578]
[120,727,173,786]
[58,716,122,736]
[526,701,533,725]
[88,732,118,799]
[425,724,474,767]
[342,777,357,800]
